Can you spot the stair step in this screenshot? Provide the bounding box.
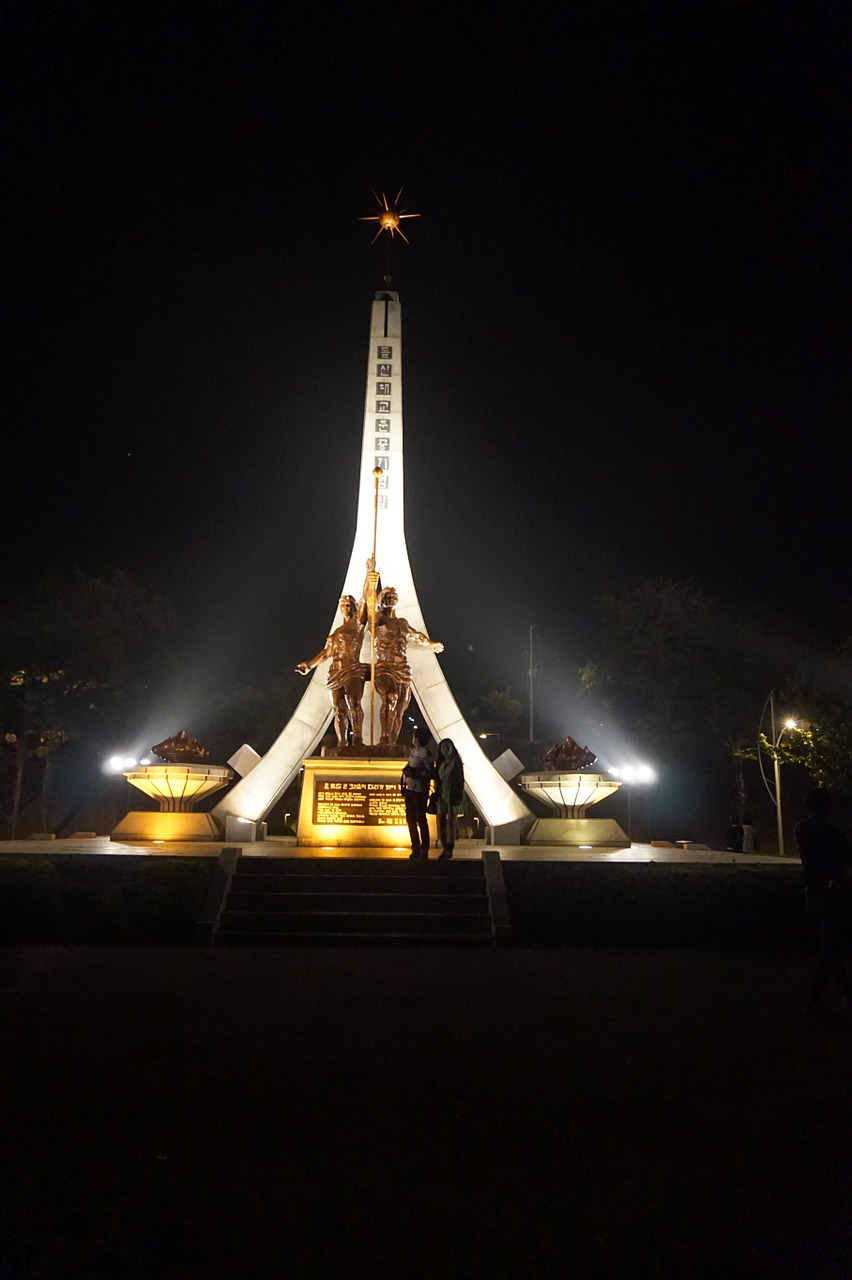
[227,891,489,915]
[217,931,494,948]
[219,910,492,937]
[230,873,483,896]
[236,856,482,878]
[214,854,497,949]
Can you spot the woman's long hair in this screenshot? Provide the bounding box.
[435,738,461,769]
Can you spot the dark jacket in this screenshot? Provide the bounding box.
[795,815,852,893]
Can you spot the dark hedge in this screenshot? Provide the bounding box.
[0,855,216,944]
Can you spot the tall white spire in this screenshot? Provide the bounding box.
[213,287,531,836]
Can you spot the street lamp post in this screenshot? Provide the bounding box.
[759,693,797,857]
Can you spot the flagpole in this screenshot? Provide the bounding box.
[368,467,381,746]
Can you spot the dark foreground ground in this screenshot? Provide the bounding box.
[1,946,850,1280]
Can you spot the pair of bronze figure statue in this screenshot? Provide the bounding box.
[296,562,443,751]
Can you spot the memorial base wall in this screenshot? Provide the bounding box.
[296,756,435,850]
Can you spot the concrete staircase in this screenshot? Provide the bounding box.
[213,855,497,947]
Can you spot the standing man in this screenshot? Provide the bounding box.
[402,727,432,859]
[373,587,443,747]
[795,788,852,1022]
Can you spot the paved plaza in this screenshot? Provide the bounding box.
[0,835,791,865]
[1,941,849,1279]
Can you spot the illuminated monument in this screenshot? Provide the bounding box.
[212,194,531,843]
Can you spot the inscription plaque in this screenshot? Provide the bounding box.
[314,778,406,826]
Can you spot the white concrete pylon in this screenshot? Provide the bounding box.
[212,289,531,836]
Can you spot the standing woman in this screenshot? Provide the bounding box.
[434,739,464,860]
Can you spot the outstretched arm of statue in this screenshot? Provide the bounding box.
[407,625,444,654]
[295,641,330,676]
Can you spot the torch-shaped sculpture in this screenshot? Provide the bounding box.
[110,731,233,842]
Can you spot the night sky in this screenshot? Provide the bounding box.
[6,4,851,745]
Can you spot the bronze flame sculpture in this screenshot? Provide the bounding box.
[151,730,211,764]
[543,737,597,772]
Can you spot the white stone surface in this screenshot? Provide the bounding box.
[492,749,526,782]
[227,743,262,777]
[224,815,257,842]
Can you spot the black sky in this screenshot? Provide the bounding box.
[5,3,851,735]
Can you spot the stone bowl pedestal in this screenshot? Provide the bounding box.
[111,764,234,842]
[516,771,628,847]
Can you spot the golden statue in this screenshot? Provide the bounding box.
[373,586,443,746]
[296,460,444,752]
[296,588,370,748]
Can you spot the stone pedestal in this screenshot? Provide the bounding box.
[517,771,628,847]
[297,756,435,851]
[522,817,629,847]
[111,764,233,842]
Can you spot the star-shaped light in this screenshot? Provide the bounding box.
[359,189,420,244]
